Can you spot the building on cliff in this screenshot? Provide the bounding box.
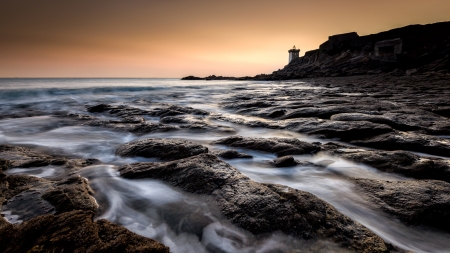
[288,45,300,63]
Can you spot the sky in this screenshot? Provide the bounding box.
[0,0,449,78]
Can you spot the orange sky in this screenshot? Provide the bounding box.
[0,0,449,78]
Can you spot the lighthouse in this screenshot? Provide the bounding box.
[288,45,300,63]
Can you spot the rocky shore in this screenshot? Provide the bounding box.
[1,21,450,253]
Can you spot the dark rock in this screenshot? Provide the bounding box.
[212,150,253,159]
[351,132,450,157]
[0,210,170,253]
[323,142,450,182]
[285,118,393,140]
[1,174,97,222]
[86,103,111,113]
[42,175,98,214]
[116,138,209,161]
[353,178,450,232]
[87,121,180,135]
[269,156,300,167]
[212,136,320,157]
[160,115,236,133]
[118,154,391,252]
[0,145,98,171]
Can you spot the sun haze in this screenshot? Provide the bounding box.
[1,0,449,78]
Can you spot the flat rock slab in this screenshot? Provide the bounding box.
[212,149,253,159]
[285,118,393,140]
[350,132,450,158]
[116,138,209,161]
[0,210,170,253]
[160,115,236,133]
[119,154,391,252]
[212,136,320,157]
[323,142,450,182]
[0,145,99,170]
[353,178,450,232]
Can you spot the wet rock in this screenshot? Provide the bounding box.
[211,115,280,129]
[212,136,320,157]
[331,111,450,134]
[1,174,97,222]
[353,178,450,232]
[212,150,253,159]
[0,210,170,253]
[0,145,53,169]
[116,138,209,161]
[269,156,300,167]
[323,142,450,182]
[87,120,180,135]
[351,132,450,157]
[42,175,98,214]
[160,115,236,133]
[285,118,393,140]
[119,154,391,252]
[0,145,100,171]
[151,105,209,117]
[86,103,112,113]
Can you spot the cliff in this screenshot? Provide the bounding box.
[260,21,450,80]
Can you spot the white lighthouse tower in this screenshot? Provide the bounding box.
[288,45,300,63]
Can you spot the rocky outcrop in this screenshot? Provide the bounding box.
[118,154,392,252]
[116,138,209,161]
[264,21,450,79]
[353,179,450,232]
[0,210,170,253]
[212,136,320,157]
[323,142,450,182]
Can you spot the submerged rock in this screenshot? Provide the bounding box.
[212,149,253,159]
[353,178,450,232]
[160,115,236,133]
[0,210,170,253]
[212,136,320,157]
[116,138,209,161]
[119,154,392,252]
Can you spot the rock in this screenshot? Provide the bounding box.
[86,104,112,113]
[323,142,450,182]
[353,178,450,232]
[212,150,253,159]
[118,154,391,252]
[151,105,209,117]
[42,175,98,214]
[351,132,450,158]
[0,145,100,171]
[285,118,393,140]
[1,174,97,222]
[212,136,320,157]
[87,120,180,135]
[0,210,170,253]
[269,155,300,167]
[116,138,209,161]
[160,115,236,133]
[331,112,450,134]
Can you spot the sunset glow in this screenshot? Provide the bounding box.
[1,0,449,77]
